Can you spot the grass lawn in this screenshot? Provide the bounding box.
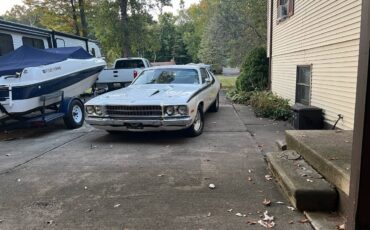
[216,75,237,90]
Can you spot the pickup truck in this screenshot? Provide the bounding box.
[95,58,151,91]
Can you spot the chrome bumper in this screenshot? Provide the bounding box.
[85,116,193,131]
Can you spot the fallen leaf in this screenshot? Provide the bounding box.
[247,220,257,225]
[287,206,295,211]
[258,220,275,228]
[262,198,272,207]
[276,201,284,204]
[86,209,92,213]
[248,169,253,173]
[265,175,273,181]
[207,212,211,217]
[248,177,253,181]
[289,220,294,224]
[299,219,310,224]
[227,209,233,212]
[158,174,164,177]
[114,204,121,208]
[263,211,274,221]
[337,224,345,230]
[236,213,243,217]
[209,184,216,189]
[306,179,314,183]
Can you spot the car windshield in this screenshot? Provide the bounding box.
[133,68,200,85]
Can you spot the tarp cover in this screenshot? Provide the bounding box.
[0,45,92,76]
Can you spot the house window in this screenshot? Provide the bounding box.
[277,0,294,21]
[0,33,14,56]
[296,66,311,105]
[22,36,45,49]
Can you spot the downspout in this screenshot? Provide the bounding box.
[268,0,273,90]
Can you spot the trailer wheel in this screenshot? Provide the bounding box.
[64,99,84,129]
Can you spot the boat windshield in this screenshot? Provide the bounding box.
[133,69,200,85]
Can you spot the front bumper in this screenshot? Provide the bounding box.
[85,116,193,132]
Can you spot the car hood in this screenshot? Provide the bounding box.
[88,84,202,105]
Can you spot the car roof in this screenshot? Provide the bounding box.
[115,57,146,61]
[145,65,202,71]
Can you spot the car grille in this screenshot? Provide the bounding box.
[105,105,163,117]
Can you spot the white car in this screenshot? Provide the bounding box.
[85,65,221,136]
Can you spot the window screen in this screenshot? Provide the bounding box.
[115,60,145,69]
[296,66,311,105]
[0,33,14,56]
[22,37,45,49]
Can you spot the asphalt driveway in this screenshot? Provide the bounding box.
[0,94,312,230]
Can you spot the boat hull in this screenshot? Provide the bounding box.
[0,65,103,115]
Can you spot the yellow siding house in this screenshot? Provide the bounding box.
[267,0,362,130]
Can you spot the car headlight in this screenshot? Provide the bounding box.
[177,105,188,115]
[94,105,103,116]
[165,106,175,116]
[86,105,95,114]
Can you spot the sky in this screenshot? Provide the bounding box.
[0,0,200,16]
[0,0,23,15]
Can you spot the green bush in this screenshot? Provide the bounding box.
[226,88,253,104]
[249,91,292,120]
[236,47,268,92]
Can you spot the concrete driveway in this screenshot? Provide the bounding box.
[0,94,312,230]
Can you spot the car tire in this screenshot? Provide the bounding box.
[63,99,84,129]
[209,93,219,112]
[185,107,204,137]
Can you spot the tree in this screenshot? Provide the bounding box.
[118,0,131,57]
[70,0,80,35]
[78,0,88,37]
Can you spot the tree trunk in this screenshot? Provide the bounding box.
[70,0,80,36]
[78,0,88,37]
[119,0,131,57]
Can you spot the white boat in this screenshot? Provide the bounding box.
[0,46,106,118]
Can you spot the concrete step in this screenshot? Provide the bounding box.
[285,130,351,195]
[305,212,346,230]
[266,150,338,212]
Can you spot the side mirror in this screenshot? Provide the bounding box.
[205,78,212,84]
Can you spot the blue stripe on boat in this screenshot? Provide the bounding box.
[0,66,104,100]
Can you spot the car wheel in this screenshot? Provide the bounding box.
[63,99,84,129]
[209,93,219,112]
[185,107,204,137]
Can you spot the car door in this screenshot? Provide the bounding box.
[199,68,214,109]
[206,69,219,100]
